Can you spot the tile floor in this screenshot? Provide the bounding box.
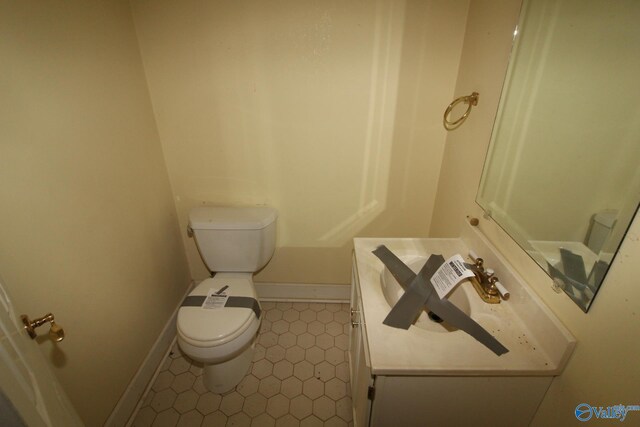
[131,302,353,427]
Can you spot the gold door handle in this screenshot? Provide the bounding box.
[21,313,65,342]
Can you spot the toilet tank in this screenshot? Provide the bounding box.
[189,206,277,272]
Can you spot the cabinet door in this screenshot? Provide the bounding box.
[349,259,373,427]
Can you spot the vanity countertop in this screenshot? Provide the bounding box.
[353,224,576,376]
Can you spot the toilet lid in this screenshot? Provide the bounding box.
[177,275,260,347]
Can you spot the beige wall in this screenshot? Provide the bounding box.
[430,0,522,239]
[131,0,470,285]
[0,1,190,425]
[432,0,640,424]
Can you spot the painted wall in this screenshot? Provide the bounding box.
[130,0,470,285]
[0,1,190,425]
[431,0,640,425]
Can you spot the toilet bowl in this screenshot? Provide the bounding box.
[177,206,277,393]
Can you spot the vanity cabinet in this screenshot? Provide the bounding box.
[349,252,559,427]
[349,258,373,427]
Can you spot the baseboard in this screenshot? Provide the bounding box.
[255,282,350,303]
[106,283,194,427]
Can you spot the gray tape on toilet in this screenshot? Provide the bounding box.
[181,295,262,319]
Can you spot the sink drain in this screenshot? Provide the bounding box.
[427,311,444,323]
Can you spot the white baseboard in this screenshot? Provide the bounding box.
[255,282,350,303]
[106,283,194,427]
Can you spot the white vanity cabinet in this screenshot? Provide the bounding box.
[349,229,575,426]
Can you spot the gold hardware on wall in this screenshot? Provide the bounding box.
[443,92,479,130]
[21,313,65,342]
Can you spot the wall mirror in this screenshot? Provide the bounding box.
[477,0,640,312]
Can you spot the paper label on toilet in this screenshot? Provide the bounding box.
[430,254,475,299]
[202,289,228,309]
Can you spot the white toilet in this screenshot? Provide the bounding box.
[177,206,277,393]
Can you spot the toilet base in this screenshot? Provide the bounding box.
[203,343,255,394]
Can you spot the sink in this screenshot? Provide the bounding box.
[380,256,472,333]
[354,230,576,375]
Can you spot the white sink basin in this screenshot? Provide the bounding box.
[380,256,472,333]
[353,226,576,376]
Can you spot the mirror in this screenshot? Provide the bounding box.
[477,0,640,312]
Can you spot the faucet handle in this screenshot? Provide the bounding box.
[490,277,510,300]
[468,250,484,269]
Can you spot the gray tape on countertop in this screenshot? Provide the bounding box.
[373,245,508,356]
[382,254,444,329]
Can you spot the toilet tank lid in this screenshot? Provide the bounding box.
[189,206,277,230]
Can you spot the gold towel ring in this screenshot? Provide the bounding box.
[443,92,479,130]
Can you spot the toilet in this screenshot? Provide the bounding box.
[177,206,277,393]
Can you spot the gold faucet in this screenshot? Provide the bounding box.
[468,251,509,304]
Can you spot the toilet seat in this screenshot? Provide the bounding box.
[177,274,261,363]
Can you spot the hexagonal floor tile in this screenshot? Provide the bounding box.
[280,377,303,399]
[300,415,324,427]
[316,310,333,324]
[299,309,316,323]
[282,309,300,322]
[265,308,283,321]
[258,375,281,398]
[237,374,260,397]
[266,345,286,363]
[259,331,279,348]
[273,360,294,380]
[153,408,179,427]
[173,390,198,414]
[314,361,335,382]
[307,321,325,336]
[324,415,349,426]
[278,332,297,349]
[309,303,325,312]
[305,347,324,365]
[293,361,314,381]
[272,319,290,334]
[312,396,336,421]
[150,389,177,413]
[289,320,307,335]
[202,411,227,427]
[325,378,347,401]
[243,393,268,418]
[302,378,323,400]
[220,391,245,416]
[251,413,276,427]
[169,357,191,375]
[291,302,309,311]
[325,347,345,365]
[171,372,196,393]
[296,333,315,349]
[252,359,274,379]
[266,394,289,419]
[176,409,203,427]
[152,371,174,392]
[315,333,334,350]
[290,395,313,420]
[196,393,222,415]
[275,414,299,427]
